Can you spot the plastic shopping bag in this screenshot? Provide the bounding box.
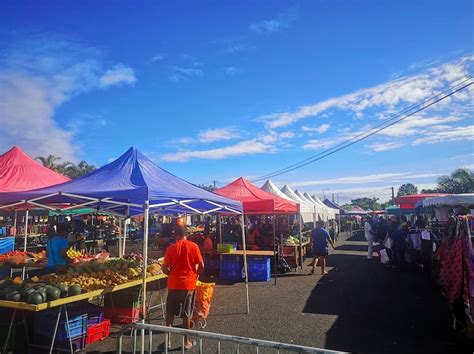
[379,249,390,264]
[192,281,216,323]
[383,237,393,249]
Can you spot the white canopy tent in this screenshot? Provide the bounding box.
[261,180,305,267]
[312,194,337,220]
[280,185,320,223]
[295,189,328,221]
[423,193,474,208]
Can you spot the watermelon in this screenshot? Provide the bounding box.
[5,291,21,302]
[27,292,44,305]
[46,287,61,301]
[68,284,82,296]
[58,283,68,298]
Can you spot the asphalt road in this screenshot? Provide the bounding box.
[87,232,470,353]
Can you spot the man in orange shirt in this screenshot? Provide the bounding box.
[162,225,204,350]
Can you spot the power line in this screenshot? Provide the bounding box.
[252,77,473,182]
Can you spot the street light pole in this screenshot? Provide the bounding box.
[322,188,330,200]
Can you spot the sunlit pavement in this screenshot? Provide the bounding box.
[87,232,469,353]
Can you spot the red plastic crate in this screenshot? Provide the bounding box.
[86,320,111,345]
[104,306,143,324]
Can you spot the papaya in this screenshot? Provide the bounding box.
[68,284,82,296]
[27,292,44,304]
[46,287,61,301]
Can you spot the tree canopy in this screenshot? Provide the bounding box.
[397,183,418,197]
[437,168,474,194]
[35,155,97,179]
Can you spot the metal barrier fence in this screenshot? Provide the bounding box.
[116,322,346,354]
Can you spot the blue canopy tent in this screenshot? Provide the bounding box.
[0,148,250,319]
[323,199,348,215]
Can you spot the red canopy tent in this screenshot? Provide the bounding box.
[214,177,297,214]
[0,146,69,192]
[215,177,299,280]
[395,194,447,209]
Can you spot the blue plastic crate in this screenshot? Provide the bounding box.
[204,255,219,270]
[35,310,87,341]
[247,257,271,282]
[70,302,104,326]
[0,237,14,255]
[219,268,243,281]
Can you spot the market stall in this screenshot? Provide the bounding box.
[0,146,70,261]
[261,180,311,268]
[215,178,298,281]
[0,147,245,351]
[421,194,474,336]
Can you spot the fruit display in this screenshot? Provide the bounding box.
[285,236,300,245]
[0,255,163,305]
[0,250,46,265]
[0,277,82,304]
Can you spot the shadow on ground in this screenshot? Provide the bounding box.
[303,252,468,353]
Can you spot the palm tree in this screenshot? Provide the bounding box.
[35,155,62,171]
[62,161,96,179]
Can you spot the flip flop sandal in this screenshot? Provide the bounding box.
[184,340,197,351]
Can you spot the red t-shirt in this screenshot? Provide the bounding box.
[164,239,203,290]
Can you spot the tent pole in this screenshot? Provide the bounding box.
[123,207,129,256]
[298,213,303,269]
[13,211,17,237]
[118,218,122,257]
[313,205,317,228]
[140,200,150,354]
[272,211,277,286]
[22,209,29,279]
[240,214,250,314]
[122,219,128,257]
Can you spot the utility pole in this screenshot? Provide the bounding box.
[332,193,335,203]
[391,187,395,205]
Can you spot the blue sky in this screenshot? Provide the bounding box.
[0,0,473,203]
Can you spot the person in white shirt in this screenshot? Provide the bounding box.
[364,217,375,260]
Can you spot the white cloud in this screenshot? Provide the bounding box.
[263,56,473,129]
[302,124,330,134]
[0,36,135,161]
[286,172,444,188]
[151,54,166,62]
[168,66,203,82]
[368,142,403,152]
[224,67,242,76]
[250,8,297,34]
[378,115,463,137]
[198,128,240,143]
[279,131,295,139]
[413,125,474,145]
[161,139,273,162]
[99,64,136,87]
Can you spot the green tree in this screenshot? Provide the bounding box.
[198,184,216,192]
[62,161,97,179]
[35,155,62,171]
[420,188,439,194]
[351,197,381,211]
[397,183,418,197]
[437,168,474,193]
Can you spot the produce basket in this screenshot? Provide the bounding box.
[35,310,87,341]
[86,319,111,344]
